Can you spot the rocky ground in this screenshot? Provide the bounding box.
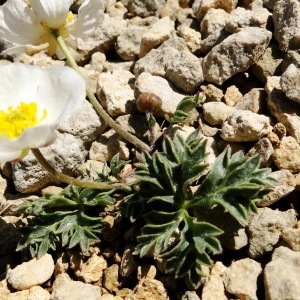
[1,0,300,299]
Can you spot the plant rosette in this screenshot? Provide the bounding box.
[0,63,86,163]
[0,0,104,58]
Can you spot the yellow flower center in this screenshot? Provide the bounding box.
[0,102,47,140]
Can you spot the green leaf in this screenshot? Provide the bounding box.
[110,153,131,178]
[191,147,277,224]
[134,210,184,258]
[135,210,222,289]
[166,93,205,124]
[120,193,147,222]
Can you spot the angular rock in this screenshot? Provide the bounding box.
[267,79,300,143]
[177,26,201,54]
[272,136,300,172]
[281,50,300,72]
[200,84,224,102]
[76,160,107,181]
[247,208,297,258]
[235,88,267,114]
[127,0,166,17]
[106,1,127,19]
[165,50,204,93]
[159,0,192,23]
[120,245,139,278]
[134,47,180,77]
[58,100,106,145]
[246,137,274,167]
[201,262,227,300]
[97,70,136,117]
[77,14,127,55]
[134,72,186,116]
[273,0,300,52]
[280,64,300,103]
[76,254,107,284]
[264,246,300,300]
[158,35,189,51]
[200,8,229,39]
[225,6,271,33]
[12,133,87,193]
[221,110,272,142]
[89,129,130,162]
[202,27,272,85]
[129,278,169,299]
[7,254,54,290]
[103,264,119,293]
[256,170,296,206]
[18,52,65,69]
[116,25,147,61]
[87,52,106,74]
[252,44,283,84]
[203,102,236,126]
[140,16,175,57]
[137,265,157,280]
[4,286,50,300]
[199,28,230,54]
[193,0,238,20]
[50,273,101,300]
[224,258,262,300]
[224,85,243,107]
[282,223,300,251]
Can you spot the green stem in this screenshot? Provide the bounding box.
[31,148,121,190]
[53,30,151,153]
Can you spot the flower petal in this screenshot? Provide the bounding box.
[0,63,46,111]
[67,0,104,40]
[30,0,73,29]
[37,65,86,124]
[0,0,44,45]
[0,125,57,162]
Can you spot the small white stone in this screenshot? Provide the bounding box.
[51,273,101,300]
[7,254,54,290]
[221,110,272,142]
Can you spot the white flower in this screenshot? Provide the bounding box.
[0,0,104,58]
[0,63,86,162]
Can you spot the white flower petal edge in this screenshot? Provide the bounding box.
[0,0,44,45]
[30,0,73,29]
[0,125,57,162]
[67,0,104,40]
[0,63,86,163]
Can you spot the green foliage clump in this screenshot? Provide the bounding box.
[121,129,276,289]
[15,93,276,290]
[16,183,115,258]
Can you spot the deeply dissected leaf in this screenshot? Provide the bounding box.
[16,185,111,257]
[120,193,147,222]
[135,210,223,289]
[190,147,277,224]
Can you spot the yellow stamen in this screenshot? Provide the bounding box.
[67,11,74,23]
[0,102,47,140]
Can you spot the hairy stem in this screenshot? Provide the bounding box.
[53,31,151,153]
[31,148,121,190]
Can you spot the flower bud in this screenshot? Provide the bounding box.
[136,93,162,114]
